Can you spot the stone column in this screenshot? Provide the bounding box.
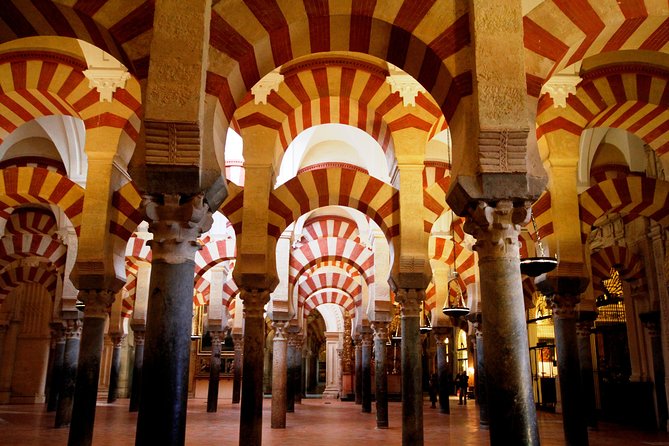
[397,288,424,446]
[463,200,539,445]
[238,289,270,446]
[232,333,243,404]
[68,290,116,446]
[354,336,362,405]
[206,330,222,413]
[135,194,213,446]
[129,323,145,412]
[640,311,668,430]
[55,318,82,428]
[361,330,373,413]
[576,312,598,429]
[107,334,125,403]
[434,328,451,415]
[44,326,58,408]
[372,321,389,428]
[472,317,489,427]
[271,321,287,428]
[550,293,588,446]
[0,319,20,404]
[47,322,66,412]
[287,331,300,412]
[295,345,303,404]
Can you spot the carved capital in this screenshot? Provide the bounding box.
[79,289,115,318]
[49,321,66,342]
[549,294,580,319]
[251,69,284,104]
[361,331,373,346]
[239,288,270,319]
[371,321,389,343]
[395,288,424,317]
[540,73,581,108]
[272,321,287,341]
[83,66,131,103]
[287,331,303,348]
[233,333,244,352]
[463,200,531,259]
[64,319,83,340]
[110,334,126,348]
[143,193,213,263]
[575,320,593,338]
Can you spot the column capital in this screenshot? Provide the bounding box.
[361,330,374,346]
[396,288,424,316]
[549,294,580,319]
[463,200,531,259]
[64,319,83,339]
[131,324,146,346]
[209,330,223,348]
[371,321,389,343]
[109,333,126,348]
[79,289,115,318]
[49,321,66,341]
[143,193,213,263]
[575,319,593,338]
[239,288,270,318]
[287,331,303,348]
[233,332,244,352]
[272,321,287,340]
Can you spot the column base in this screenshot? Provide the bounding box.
[10,395,45,404]
[322,388,340,399]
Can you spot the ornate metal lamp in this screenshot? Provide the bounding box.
[442,240,470,318]
[520,215,558,277]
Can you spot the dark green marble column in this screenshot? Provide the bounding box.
[232,333,243,404]
[434,328,451,415]
[129,324,145,412]
[398,289,424,446]
[576,313,598,429]
[47,323,66,412]
[206,330,222,413]
[107,334,125,403]
[55,318,82,428]
[361,330,373,413]
[372,321,389,428]
[354,337,362,405]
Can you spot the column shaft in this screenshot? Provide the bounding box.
[207,331,222,413]
[136,262,196,446]
[435,330,451,415]
[576,317,597,429]
[373,322,389,428]
[399,289,423,446]
[475,323,489,427]
[129,327,145,412]
[55,320,81,428]
[107,335,124,403]
[232,334,243,404]
[354,339,362,405]
[47,326,66,412]
[287,334,299,412]
[553,297,588,446]
[238,291,268,446]
[361,332,373,413]
[271,322,287,429]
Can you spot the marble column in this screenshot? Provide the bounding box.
[129,324,145,412]
[640,311,668,430]
[576,313,598,429]
[463,200,539,445]
[551,293,588,446]
[55,318,82,428]
[354,336,362,405]
[238,289,270,446]
[361,330,373,413]
[473,317,489,427]
[271,321,287,429]
[286,332,299,412]
[107,334,125,403]
[232,333,243,404]
[206,330,222,413]
[44,327,58,408]
[372,321,389,428]
[434,328,451,415]
[397,289,424,446]
[135,194,213,446]
[47,322,66,412]
[0,319,20,404]
[68,290,116,446]
[295,345,303,404]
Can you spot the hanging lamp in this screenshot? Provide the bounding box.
[520,214,558,277]
[442,230,470,318]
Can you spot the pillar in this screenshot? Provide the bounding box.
[0,319,20,404]
[232,332,243,404]
[129,324,145,412]
[397,289,424,446]
[464,200,539,445]
[287,331,300,412]
[206,330,222,413]
[551,293,589,446]
[372,321,389,428]
[323,332,342,398]
[576,312,598,429]
[473,317,489,427]
[107,334,125,403]
[361,330,373,413]
[55,318,82,428]
[271,321,287,428]
[135,194,213,446]
[354,336,362,405]
[68,290,116,446]
[238,289,270,446]
[44,326,58,409]
[295,344,303,403]
[47,323,66,412]
[640,311,668,430]
[434,328,451,415]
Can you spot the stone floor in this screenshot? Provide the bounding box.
[1,396,669,445]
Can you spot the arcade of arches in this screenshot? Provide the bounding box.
[2,1,669,445]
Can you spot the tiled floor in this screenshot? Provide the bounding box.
[2,397,669,445]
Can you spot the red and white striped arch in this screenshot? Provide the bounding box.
[290,237,374,286]
[297,271,362,310]
[423,173,451,233]
[4,208,58,235]
[125,235,152,263]
[0,167,84,234]
[0,264,58,305]
[579,176,669,239]
[537,65,669,156]
[0,50,142,144]
[0,234,67,272]
[111,181,144,243]
[301,216,360,243]
[218,181,244,235]
[590,245,643,293]
[303,289,356,318]
[302,260,361,281]
[524,0,669,92]
[121,272,136,318]
[194,239,236,277]
[269,168,399,240]
[207,1,472,125]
